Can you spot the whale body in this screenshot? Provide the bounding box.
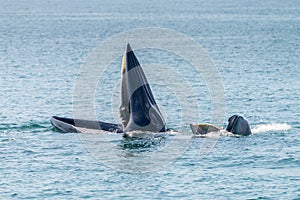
[51,44,166,134]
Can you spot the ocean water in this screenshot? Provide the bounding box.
[1,0,299,199]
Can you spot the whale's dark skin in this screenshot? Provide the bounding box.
[226,115,251,136]
[51,44,166,135]
[120,44,166,133]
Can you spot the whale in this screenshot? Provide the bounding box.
[226,114,251,136]
[190,115,252,136]
[51,44,166,135]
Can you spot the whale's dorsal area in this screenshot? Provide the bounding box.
[120,44,166,133]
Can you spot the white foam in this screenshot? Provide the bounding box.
[251,123,292,134]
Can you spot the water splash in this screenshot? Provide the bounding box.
[251,123,292,134]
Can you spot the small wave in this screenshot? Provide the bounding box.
[1,138,15,143]
[251,123,292,134]
[0,121,50,133]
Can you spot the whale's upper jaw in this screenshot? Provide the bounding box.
[226,115,239,132]
[120,43,166,133]
[226,115,251,136]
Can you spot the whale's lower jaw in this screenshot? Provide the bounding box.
[50,115,166,135]
[50,116,123,133]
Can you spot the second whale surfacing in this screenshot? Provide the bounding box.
[225,115,251,136]
[190,114,252,136]
[51,44,166,136]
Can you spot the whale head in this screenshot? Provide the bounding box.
[120,44,166,133]
[226,115,251,136]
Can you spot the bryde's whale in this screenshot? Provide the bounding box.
[51,44,252,137]
[51,44,166,134]
[190,114,252,136]
[226,114,251,136]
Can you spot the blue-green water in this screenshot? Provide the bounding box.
[1,0,299,199]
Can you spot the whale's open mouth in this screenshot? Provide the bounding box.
[51,44,166,135]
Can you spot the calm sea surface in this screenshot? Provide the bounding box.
[1,0,299,199]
